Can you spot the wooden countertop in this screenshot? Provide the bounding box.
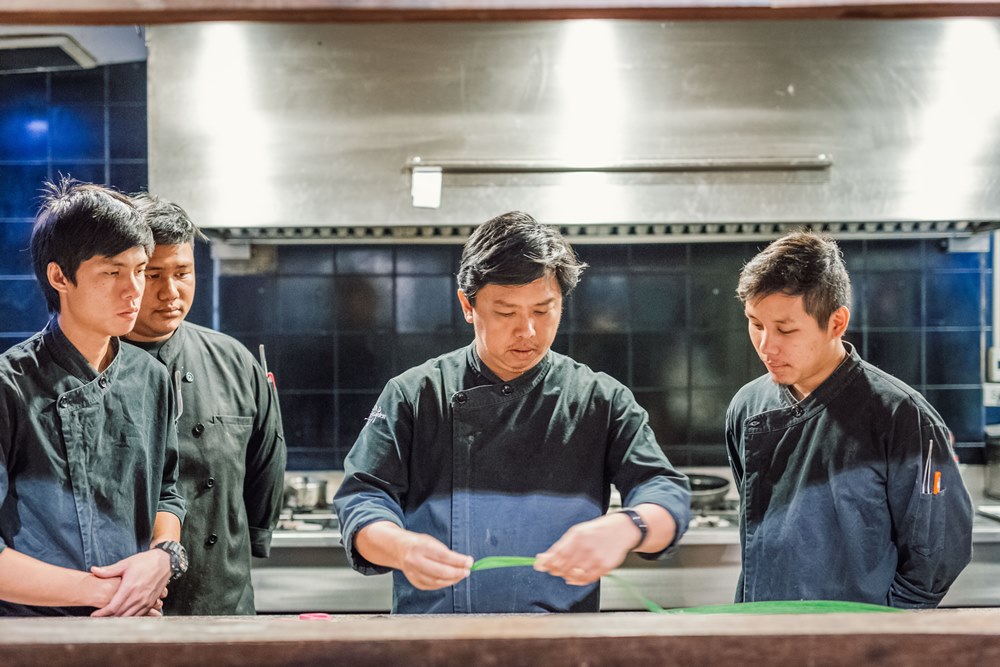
[1,608,998,667]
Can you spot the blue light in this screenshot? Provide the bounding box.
[25,118,49,136]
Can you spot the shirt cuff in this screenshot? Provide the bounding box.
[249,526,273,558]
[343,514,405,576]
[888,572,946,609]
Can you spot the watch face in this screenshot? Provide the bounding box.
[177,544,189,573]
[158,541,188,579]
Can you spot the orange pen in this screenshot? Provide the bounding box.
[933,471,941,495]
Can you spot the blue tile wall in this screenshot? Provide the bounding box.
[0,222,33,274]
[0,165,49,218]
[208,240,992,469]
[0,65,991,470]
[0,63,148,343]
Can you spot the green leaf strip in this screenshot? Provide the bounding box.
[469,556,904,614]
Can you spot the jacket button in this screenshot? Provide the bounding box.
[58,398,67,409]
[793,407,804,417]
[748,419,761,427]
[501,385,513,396]
[205,533,218,546]
[184,372,194,383]
[192,423,205,436]
[206,477,216,489]
[455,392,468,404]
[98,376,108,389]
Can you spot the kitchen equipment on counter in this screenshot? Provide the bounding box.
[985,425,1000,500]
[285,476,328,512]
[276,510,340,532]
[689,474,731,510]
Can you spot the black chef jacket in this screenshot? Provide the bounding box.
[726,342,973,608]
[0,319,185,616]
[334,343,691,613]
[125,322,286,615]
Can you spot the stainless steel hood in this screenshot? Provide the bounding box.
[147,19,1000,243]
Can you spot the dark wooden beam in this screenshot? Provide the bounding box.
[2,610,1000,667]
[0,0,998,24]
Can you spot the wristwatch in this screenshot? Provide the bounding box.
[617,508,648,550]
[154,540,189,581]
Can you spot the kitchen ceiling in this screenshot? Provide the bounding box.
[0,25,145,73]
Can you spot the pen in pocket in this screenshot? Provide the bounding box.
[173,369,184,422]
[922,439,933,495]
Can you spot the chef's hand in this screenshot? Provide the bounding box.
[534,513,639,586]
[89,549,172,617]
[83,574,122,610]
[355,521,472,591]
[144,586,169,617]
[398,532,474,591]
[143,591,167,617]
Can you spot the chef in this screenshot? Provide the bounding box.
[0,180,186,616]
[726,231,974,608]
[122,193,287,615]
[334,211,690,613]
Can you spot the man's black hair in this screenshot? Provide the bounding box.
[30,178,152,313]
[131,192,207,246]
[457,211,587,305]
[736,230,852,327]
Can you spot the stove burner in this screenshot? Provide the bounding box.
[690,497,739,528]
[276,510,339,532]
[689,514,734,528]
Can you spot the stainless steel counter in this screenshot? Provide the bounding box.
[253,519,1000,613]
[253,466,1000,613]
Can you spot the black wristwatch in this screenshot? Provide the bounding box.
[154,540,189,581]
[617,508,648,551]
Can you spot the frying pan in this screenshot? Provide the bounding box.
[688,473,731,510]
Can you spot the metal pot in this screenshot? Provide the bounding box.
[986,426,1000,500]
[285,476,328,512]
[688,474,731,510]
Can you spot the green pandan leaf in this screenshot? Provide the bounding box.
[470,556,537,571]
[661,600,905,615]
[469,556,904,615]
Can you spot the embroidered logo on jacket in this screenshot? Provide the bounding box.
[365,404,387,425]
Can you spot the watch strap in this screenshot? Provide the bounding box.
[154,540,187,581]
[617,507,648,551]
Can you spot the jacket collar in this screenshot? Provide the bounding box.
[123,322,187,365]
[43,316,122,385]
[779,340,862,409]
[466,341,551,390]
[156,321,189,364]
